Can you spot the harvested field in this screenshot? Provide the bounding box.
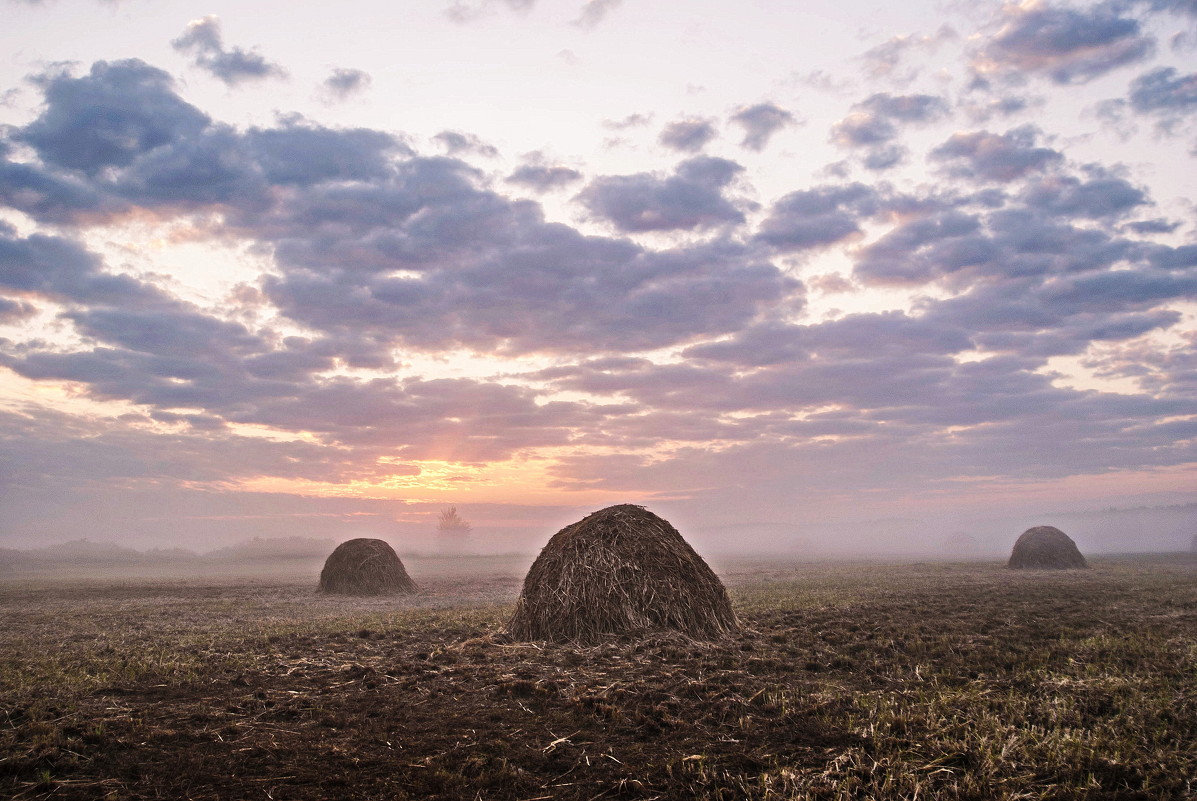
[1,555,1195,800]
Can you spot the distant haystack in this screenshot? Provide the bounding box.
[318,538,417,595]
[1007,526,1088,569]
[507,504,738,643]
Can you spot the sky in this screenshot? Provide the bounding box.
[1,0,1195,555]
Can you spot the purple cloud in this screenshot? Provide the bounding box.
[658,118,718,153]
[973,2,1155,84]
[831,93,948,169]
[574,0,621,29]
[729,103,796,151]
[1019,169,1148,219]
[576,156,749,233]
[755,184,880,252]
[505,162,584,192]
[18,60,209,174]
[930,126,1063,182]
[322,67,371,101]
[433,130,500,157]
[172,16,287,87]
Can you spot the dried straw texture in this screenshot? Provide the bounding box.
[507,504,738,644]
[1008,526,1088,569]
[318,538,417,595]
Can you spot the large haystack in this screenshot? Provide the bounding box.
[507,504,738,643]
[1007,526,1088,569]
[318,538,417,595]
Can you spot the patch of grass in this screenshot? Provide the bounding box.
[1,557,1194,799]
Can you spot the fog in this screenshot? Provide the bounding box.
[3,501,1193,582]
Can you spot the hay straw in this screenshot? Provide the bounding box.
[1007,525,1088,569]
[318,538,418,595]
[507,504,738,644]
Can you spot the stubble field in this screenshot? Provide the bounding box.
[1,555,1195,800]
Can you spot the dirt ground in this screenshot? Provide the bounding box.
[1,555,1195,800]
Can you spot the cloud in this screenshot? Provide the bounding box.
[574,0,621,29]
[172,16,287,86]
[862,144,908,171]
[1129,66,1197,112]
[265,225,796,356]
[729,103,796,151]
[1040,269,1197,314]
[505,159,583,192]
[854,200,1141,288]
[1125,217,1182,235]
[972,1,1155,85]
[930,125,1063,182]
[576,156,750,233]
[754,183,880,252]
[831,94,950,149]
[830,93,949,169]
[5,337,590,462]
[18,59,209,174]
[321,67,371,101]
[683,312,972,369]
[1127,66,1197,131]
[1146,243,1197,269]
[963,93,1038,123]
[1018,168,1148,219]
[658,118,718,153]
[246,116,410,186]
[445,0,535,23]
[538,316,1195,518]
[859,26,958,83]
[0,296,36,322]
[113,124,266,207]
[0,153,115,222]
[433,130,499,157]
[0,224,164,306]
[603,112,652,130]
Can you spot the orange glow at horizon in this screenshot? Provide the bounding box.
[233,454,656,506]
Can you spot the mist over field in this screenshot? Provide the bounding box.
[3,501,1194,586]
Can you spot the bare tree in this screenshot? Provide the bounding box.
[437,506,472,537]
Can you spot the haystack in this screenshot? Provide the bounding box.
[1007,526,1088,569]
[318,538,417,595]
[507,504,738,643]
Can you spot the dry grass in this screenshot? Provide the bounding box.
[507,504,738,644]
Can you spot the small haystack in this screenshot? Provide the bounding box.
[1007,526,1088,569]
[318,538,417,595]
[507,504,738,643]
